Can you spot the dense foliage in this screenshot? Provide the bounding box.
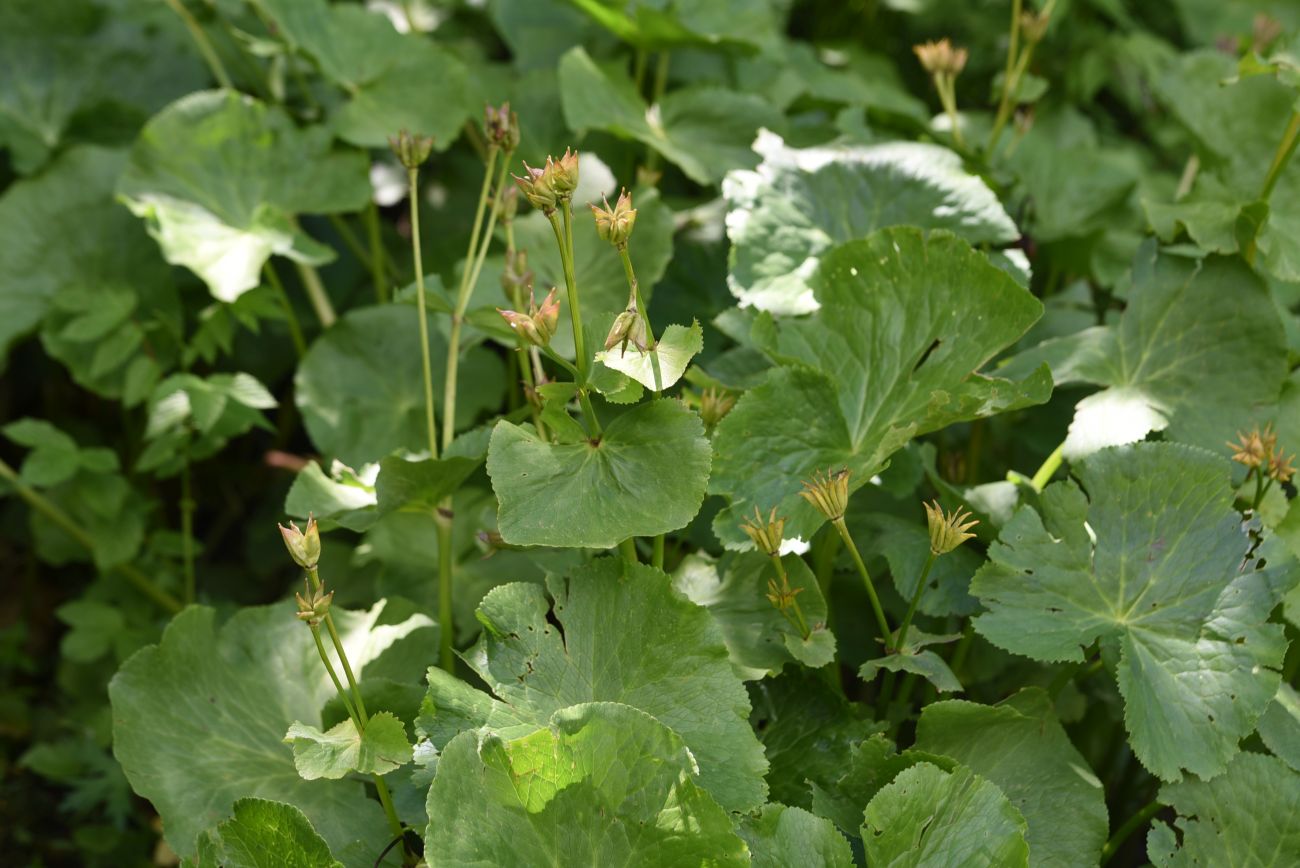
[4,0,1300,865]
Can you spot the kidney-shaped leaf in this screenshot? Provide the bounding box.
[711,228,1048,548]
[487,398,709,549]
[419,558,768,812]
[723,131,1019,315]
[424,702,749,866]
[863,762,1029,868]
[738,804,854,868]
[109,602,429,862]
[971,443,1290,781]
[914,690,1108,867]
[193,798,342,868]
[118,90,370,302]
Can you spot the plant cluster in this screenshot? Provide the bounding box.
[3,0,1300,866]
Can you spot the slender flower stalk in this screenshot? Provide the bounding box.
[914,39,968,148]
[280,522,404,848]
[987,0,1056,154]
[799,468,893,645]
[390,130,439,460]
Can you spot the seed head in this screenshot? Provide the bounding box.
[800,468,851,522]
[498,287,560,348]
[766,577,805,612]
[548,148,580,198]
[699,388,736,431]
[1270,450,1295,483]
[913,39,968,77]
[741,506,786,556]
[484,102,519,152]
[279,515,320,570]
[923,500,977,556]
[1228,425,1274,469]
[294,578,333,626]
[603,307,648,355]
[388,129,434,169]
[591,189,637,248]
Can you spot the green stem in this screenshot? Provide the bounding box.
[1259,110,1300,204]
[0,458,181,613]
[309,624,359,726]
[550,207,588,382]
[436,518,454,672]
[365,201,388,303]
[620,537,638,563]
[1251,467,1266,511]
[293,262,337,328]
[162,0,233,89]
[771,555,810,639]
[326,214,373,274]
[987,0,1024,155]
[949,621,974,680]
[445,150,511,449]
[633,48,649,93]
[407,166,439,461]
[541,345,581,380]
[894,552,935,654]
[263,262,307,359]
[832,518,892,647]
[309,570,368,721]
[935,74,964,148]
[372,777,405,852]
[618,245,662,392]
[1100,800,1163,865]
[181,458,196,606]
[652,534,665,570]
[1030,442,1066,491]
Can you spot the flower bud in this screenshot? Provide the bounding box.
[388,129,434,169]
[913,39,968,77]
[512,161,558,214]
[603,307,647,355]
[279,516,320,570]
[800,468,850,522]
[548,148,579,198]
[591,189,637,248]
[923,500,977,556]
[534,288,560,339]
[484,102,520,152]
[294,578,333,626]
[740,506,786,557]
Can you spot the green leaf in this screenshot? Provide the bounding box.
[0,146,176,374]
[808,735,956,837]
[1000,246,1287,458]
[0,0,203,174]
[737,804,854,868]
[1148,752,1300,867]
[724,131,1019,315]
[862,763,1030,868]
[423,703,749,865]
[118,90,370,302]
[913,689,1109,867]
[558,47,783,184]
[673,552,836,677]
[563,0,778,50]
[1148,50,1300,281]
[859,650,962,694]
[4,418,81,487]
[711,229,1048,548]
[255,0,472,149]
[971,443,1288,781]
[193,798,342,868]
[296,305,505,469]
[1257,684,1300,772]
[285,461,378,532]
[751,672,878,811]
[419,559,768,812]
[56,600,127,664]
[109,601,430,862]
[486,399,710,549]
[596,320,702,391]
[857,512,981,617]
[374,454,481,516]
[284,712,412,780]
